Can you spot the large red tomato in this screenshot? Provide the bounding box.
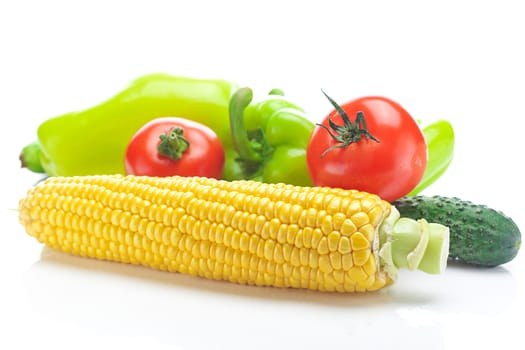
[125,117,225,178]
[307,93,427,202]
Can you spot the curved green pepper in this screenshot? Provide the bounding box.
[228,87,315,186]
[20,141,45,173]
[22,73,239,178]
[409,119,455,196]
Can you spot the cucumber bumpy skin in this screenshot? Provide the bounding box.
[393,196,521,267]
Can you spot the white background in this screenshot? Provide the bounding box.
[1,1,524,349]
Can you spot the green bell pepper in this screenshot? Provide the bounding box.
[21,73,239,178]
[228,87,315,186]
[409,120,455,195]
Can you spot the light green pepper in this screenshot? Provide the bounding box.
[409,120,455,196]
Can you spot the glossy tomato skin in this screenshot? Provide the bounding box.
[125,117,225,179]
[307,96,427,202]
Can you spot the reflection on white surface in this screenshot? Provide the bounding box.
[10,246,520,350]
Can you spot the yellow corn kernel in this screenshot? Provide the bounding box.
[346,199,362,216]
[351,232,370,251]
[299,248,309,266]
[332,269,345,284]
[239,232,250,252]
[367,205,386,227]
[245,213,257,234]
[308,250,319,269]
[362,254,377,276]
[338,236,352,254]
[286,224,298,246]
[253,214,265,234]
[342,253,354,271]
[359,196,378,212]
[268,218,281,240]
[276,202,292,224]
[323,273,339,292]
[352,249,371,266]
[359,273,380,290]
[327,231,340,252]
[320,215,333,235]
[305,208,318,227]
[293,230,304,248]
[290,247,301,267]
[264,239,276,261]
[326,195,342,214]
[350,212,369,228]
[18,175,393,293]
[301,226,313,248]
[360,224,376,242]
[276,224,288,244]
[318,254,333,273]
[317,237,329,255]
[230,230,241,250]
[289,204,303,224]
[256,197,271,216]
[348,266,368,282]
[256,239,265,258]
[273,244,285,264]
[329,252,342,270]
[340,219,357,236]
[229,210,243,231]
[263,200,275,219]
[310,228,323,249]
[332,212,346,231]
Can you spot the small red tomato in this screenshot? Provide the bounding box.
[125,117,225,178]
[307,92,427,202]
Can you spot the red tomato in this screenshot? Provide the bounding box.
[125,117,225,178]
[307,95,427,202]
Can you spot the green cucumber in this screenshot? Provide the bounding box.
[393,196,521,267]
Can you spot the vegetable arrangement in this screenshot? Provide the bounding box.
[16,72,521,294]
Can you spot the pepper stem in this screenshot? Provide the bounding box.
[20,141,46,173]
[229,87,267,177]
[157,127,190,160]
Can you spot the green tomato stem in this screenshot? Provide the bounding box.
[157,127,190,160]
[317,90,380,158]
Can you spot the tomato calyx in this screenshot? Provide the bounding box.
[157,126,190,160]
[317,90,380,158]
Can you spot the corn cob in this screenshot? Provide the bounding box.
[18,175,449,292]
